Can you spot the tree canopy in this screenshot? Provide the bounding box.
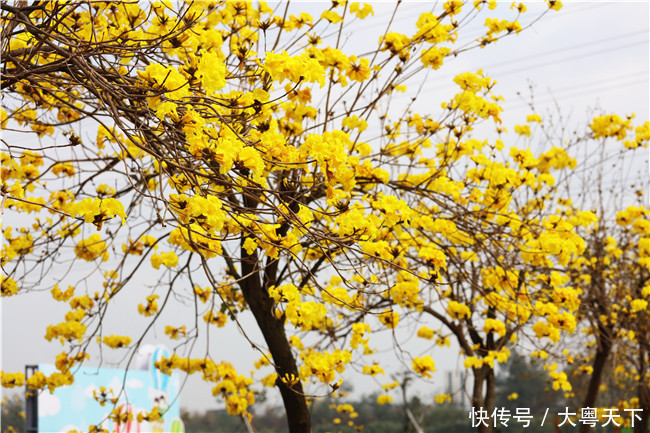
[1,1,648,433]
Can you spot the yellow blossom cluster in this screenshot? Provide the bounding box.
[74,234,109,262]
[150,251,179,269]
[102,335,132,349]
[299,349,351,384]
[412,356,436,378]
[154,355,254,415]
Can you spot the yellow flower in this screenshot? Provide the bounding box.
[72,197,126,230]
[204,311,228,327]
[237,146,265,179]
[138,294,159,317]
[102,335,132,349]
[263,51,325,87]
[420,46,450,70]
[443,1,463,15]
[447,301,472,320]
[269,283,301,304]
[164,325,186,339]
[526,114,542,123]
[194,286,211,303]
[45,321,87,342]
[25,371,47,390]
[378,310,399,329]
[377,394,392,405]
[290,336,304,350]
[0,108,7,129]
[514,124,531,137]
[50,285,75,302]
[281,373,300,387]
[382,380,399,391]
[547,0,563,11]
[484,17,522,37]
[532,321,560,342]
[321,10,342,24]
[412,356,436,378]
[342,115,368,132]
[483,318,506,337]
[261,373,278,388]
[0,276,19,297]
[380,32,411,61]
[197,51,226,95]
[74,234,109,262]
[417,326,435,339]
[630,299,648,312]
[286,301,327,331]
[137,407,162,423]
[69,295,94,311]
[590,114,633,140]
[52,162,76,177]
[138,63,189,100]
[150,251,179,269]
[434,393,452,404]
[362,364,385,376]
[1,371,25,388]
[346,56,371,82]
[350,3,373,19]
[511,2,527,13]
[464,356,483,369]
[96,184,115,197]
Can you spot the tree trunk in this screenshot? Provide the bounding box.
[485,367,496,423]
[471,366,495,433]
[634,400,649,433]
[239,243,310,433]
[580,326,612,433]
[634,343,649,433]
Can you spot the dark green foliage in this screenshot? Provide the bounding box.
[494,351,563,433]
[181,394,472,433]
[1,394,24,433]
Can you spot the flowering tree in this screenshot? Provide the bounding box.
[559,115,649,433]
[0,1,607,432]
[342,102,595,433]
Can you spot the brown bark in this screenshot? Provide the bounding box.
[239,238,310,433]
[580,325,613,433]
[634,385,650,433]
[635,341,649,433]
[485,367,496,423]
[471,365,496,433]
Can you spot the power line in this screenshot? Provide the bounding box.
[386,33,647,101]
[534,70,647,96]
[485,39,648,79]
[503,70,649,103]
[473,30,647,73]
[504,77,648,111]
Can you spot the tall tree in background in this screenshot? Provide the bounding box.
[321,93,594,433]
[1,394,24,433]
[560,115,649,433]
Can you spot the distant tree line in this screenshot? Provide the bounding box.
[181,352,567,433]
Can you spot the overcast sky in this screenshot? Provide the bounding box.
[2,1,648,416]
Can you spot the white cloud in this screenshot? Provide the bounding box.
[83,378,127,401]
[108,376,125,394]
[39,392,61,417]
[83,383,98,399]
[60,425,80,433]
[126,378,143,389]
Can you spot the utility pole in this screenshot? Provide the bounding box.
[25,365,38,433]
